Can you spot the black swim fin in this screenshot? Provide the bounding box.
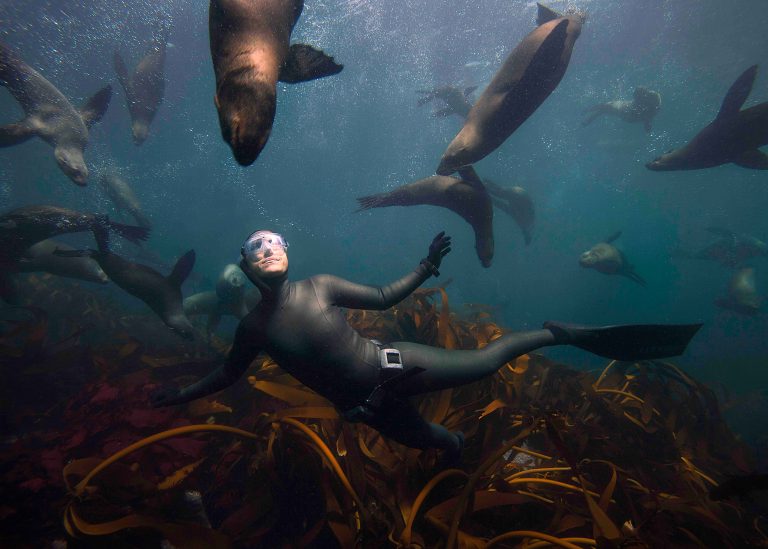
[543,321,702,361]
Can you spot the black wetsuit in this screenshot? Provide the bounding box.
[167,262,557,453]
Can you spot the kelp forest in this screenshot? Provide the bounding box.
[1,273,766,548]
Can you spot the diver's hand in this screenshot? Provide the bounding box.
[427,231,451,270]
[150,386,182,408]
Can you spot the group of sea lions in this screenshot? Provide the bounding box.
[1,0,766,338]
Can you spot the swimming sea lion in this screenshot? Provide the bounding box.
[678,227,768,268]
[483,178,535,245]
[0,205,150,267]
[0,42,112,186]
[647,65,768,171]
[185,264,259,334]
[436,3,583,175]
[17,239,109,284]
[579,231,646,286]
[417,85,477,119]
[582,86,661,132]
[99,172,152,229]
[209,0,343,166]
[715,267,761,315]
[356,166,494,267]
[114,33,168,145]
[58,244,197,339]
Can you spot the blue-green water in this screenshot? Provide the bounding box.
[1,1,766,422]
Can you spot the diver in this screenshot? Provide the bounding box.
[152,230,701,464]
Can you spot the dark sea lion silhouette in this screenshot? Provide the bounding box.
[417,85,477,119]
[483,178,535,245]
[17,239,109,284]
[356,166,494,267]
[0,205,149,267]
[647,65,768,171]
[582,86,661,132]
[114,33,168,145]
[677,227,768,268]
[58,243,197,339]
[715,267,761,315]
[99,172,152,229]
[579,231,646,286]
[0,42,112,186]
[209,0,343,166]
[436,3,583,175]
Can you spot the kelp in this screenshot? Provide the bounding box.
[1,274,767,547]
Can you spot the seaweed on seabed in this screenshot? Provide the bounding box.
[1,275,767,547]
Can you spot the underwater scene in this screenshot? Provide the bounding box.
[1,0,768,547]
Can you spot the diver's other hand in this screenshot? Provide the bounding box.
[150,385,182,408]
[424,231,451,274]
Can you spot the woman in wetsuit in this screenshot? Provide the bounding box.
[152,230,701,463]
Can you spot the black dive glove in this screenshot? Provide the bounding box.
[421,231,451,276]
[150,385,183,408]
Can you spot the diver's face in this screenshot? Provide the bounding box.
[244,232,289,278]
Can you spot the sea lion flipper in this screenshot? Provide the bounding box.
[733,149,768,170]
[463,86,478,98]
[432,106,453,118]
[278,44,343,84]
[716,65,757,121]
[536,3,564,25]
[80,85,113,128]
[0,122,35,147]
[355,193,390,211]
[456,165,486,192]
[113,51,129,90]
[604,230,622,243]
[105,219,150,245]
[168,250,196,288]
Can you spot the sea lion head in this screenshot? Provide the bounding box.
[579,243,617,271]
[216,263,247,303]
[54,145,88,185]
[646,148,684,171]
[167,315,196,340]
[475,234,494,268]
[215,79,276,166]
[131,121,150,145]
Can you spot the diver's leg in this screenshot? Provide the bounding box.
[363,394,462,458]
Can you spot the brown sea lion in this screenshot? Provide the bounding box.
[647,65,768,171]
[417,85,477,119]
[579,231,646,286]
[114,33,168,145]
[356,166,494,267]
[0,205,150,267]
[17,239,109,284]
[99,172,152,229]
[436,3,584,175]
[57,244,197,339]
[582,86,661,132]
[184,264,259,335]
[209,0,343,166]
[483,178,535,245]
[0,42,112,186]
[715,267,761,315]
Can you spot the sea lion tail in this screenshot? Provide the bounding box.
[106,219,151,245]
[279,44,343,84]
[355,194,389,212]
[113,51,129,89]
[168,250,196,288]
[543,321,703,361]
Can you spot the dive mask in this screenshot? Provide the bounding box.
[241,231,289,261]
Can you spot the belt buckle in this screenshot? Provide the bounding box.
[380,348,403,370]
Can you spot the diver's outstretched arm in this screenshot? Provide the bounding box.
[151,320,261,406]
[326,232,451,310]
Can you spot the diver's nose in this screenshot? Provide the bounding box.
[263,247,273,258]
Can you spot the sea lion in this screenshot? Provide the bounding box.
[436,3,584,175]
[184,264,259,335]
[57,244,197,339]
[647,65,768,171]
[715,267,761,315]
[579,231,646,286]
[679,227,768,268]
[99,172,152,229]
[416,85,477,119]
[209,0,343,166]
[17,239,109,284]
[483,178,535,245]
[0,43,112,186]
[582,86,661,132]
[114,33,168,145]
[356,166,494,267]
[0,205,150,267]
